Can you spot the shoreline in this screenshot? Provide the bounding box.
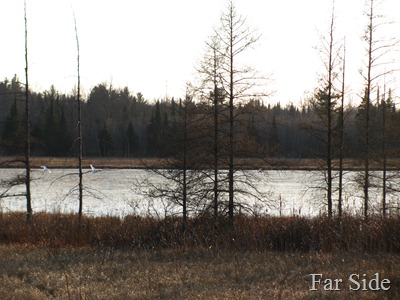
[0,156,398,171]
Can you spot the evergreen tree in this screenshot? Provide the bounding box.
[98,125,113,157]
[40,96,72,156]
[146,101,163,156]
[42,99,57,155]
[125,121,139,157]
[268,113,280,157]
[57,107,72,156]
[1,98,23,154]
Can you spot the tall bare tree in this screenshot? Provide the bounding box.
[360,0,374,218]
[358,0,398,217]
[308,1,341,218]
[337,40,346,217]
[380,86,387,217]
[73,11,84,225]
[215,0,266,225]
[24,0,32,223]
[195,35,225,220]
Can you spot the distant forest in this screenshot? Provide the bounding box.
[0,75,399,160]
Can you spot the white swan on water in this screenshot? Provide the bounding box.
[90,164,101,173]
[41,166,51,173]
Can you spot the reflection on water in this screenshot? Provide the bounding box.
[0,168,399,217]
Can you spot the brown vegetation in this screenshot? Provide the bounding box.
[0,213,400,299]
[1,244,399,299]
[1,213,400,252]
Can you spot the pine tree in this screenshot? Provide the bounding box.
[126,121,139,157]
[98,125,113,157]
[57,107,72,156]
[268,113,280,157]
[1,98,22,154]
[43,99,57,155]
[146,101,163,156]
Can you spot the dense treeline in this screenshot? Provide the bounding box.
[1,75,400,160]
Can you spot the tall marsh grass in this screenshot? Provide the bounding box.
[0,212,399,252]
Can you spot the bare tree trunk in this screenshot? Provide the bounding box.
[381,85,387,218]
[326,8,335,218]
[24,0,32,223]
[308,2,340,218]
[338,41,346,217]
[197,35,222,221]
[228,25,234,226]
[213,76,219,219]
[182,92,189,232]
[195,33,226,221]
[363,100,370,218]
[73,12,83,226]
[216,1,263,226]
[363,0,374,218]
[360,0,398,217]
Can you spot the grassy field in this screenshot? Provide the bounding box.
[0,213,400,299]
[1,245,399,299]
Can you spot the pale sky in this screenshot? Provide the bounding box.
[1,0,400,105]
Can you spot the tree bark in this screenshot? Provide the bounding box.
[73,11,83,226]
[24,0,32,223]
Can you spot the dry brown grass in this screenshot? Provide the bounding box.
[1,213,400,252]
[1,213,400,298]
[0,245,399,299]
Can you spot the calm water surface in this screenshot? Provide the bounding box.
[0,168,398,217]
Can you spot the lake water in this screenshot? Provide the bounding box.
[0,168,399,217]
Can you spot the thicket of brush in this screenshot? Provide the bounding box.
[0,212,399,253]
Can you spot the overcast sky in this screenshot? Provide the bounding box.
[1,0,399,105]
